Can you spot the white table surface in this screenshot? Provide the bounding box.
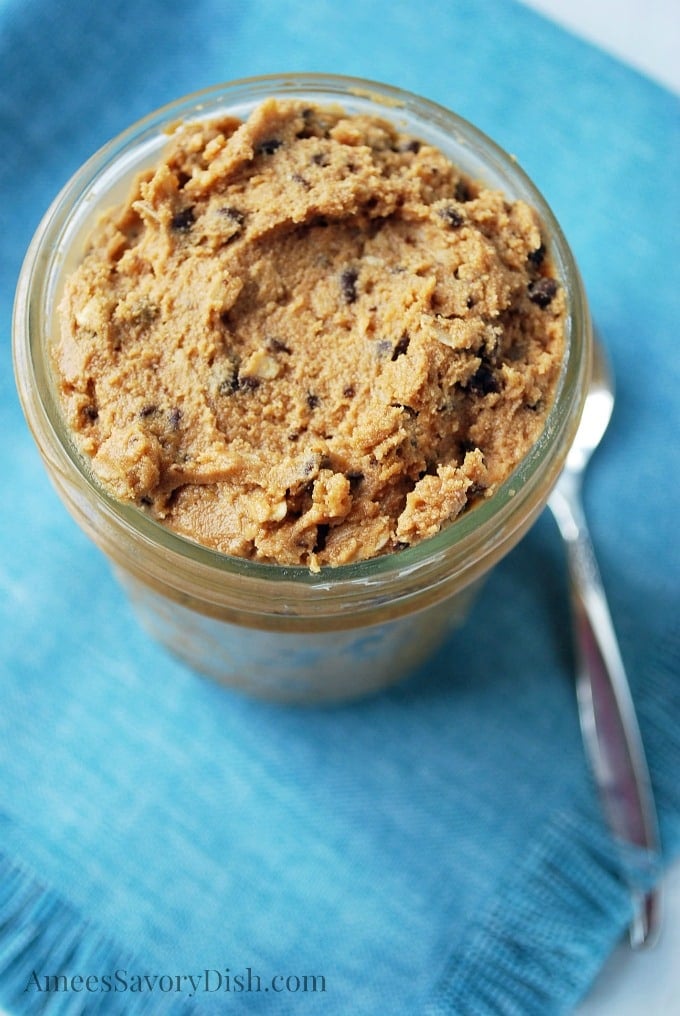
[521,0,679,95]
[518,5,679,1014]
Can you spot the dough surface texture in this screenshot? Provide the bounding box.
[57,99,565,569]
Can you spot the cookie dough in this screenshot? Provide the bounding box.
[56,99,565,569]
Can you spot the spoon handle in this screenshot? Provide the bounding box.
[549,479,662,948]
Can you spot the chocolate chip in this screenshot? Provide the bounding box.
[391,403,418,417]
[216,207,245,244]
[256,138,283,156]
[293,110,316,140]
[220,206,245,225]
[170,207,195,231]
[468,363,500,395]
[82,405,98,422]
[306,392,320,409]
[268,337,292,354]
[455,180,473,202]
[238,376,260,391]
[346,471,364,491]
[219,207,245,239]
[340,267,359,304]
[168,407,182,429]
[439,206,465,228]
[218,376,238,396]
[343,385,356,398]
[291,172,311,190]
[313,523,330,553]
[400,139,421,153]
[391,333,410,360]
[310,152,330,167]
[139,404,157,417]
[528,244,546,266]
[140,496,153,506]
[528,277,558,308]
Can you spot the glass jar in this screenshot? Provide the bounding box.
[13,74,592,703]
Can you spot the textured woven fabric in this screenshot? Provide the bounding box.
[1,1,679,1013]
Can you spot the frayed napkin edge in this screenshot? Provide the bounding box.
[0,851,187,1016]
[423,626,680,1016]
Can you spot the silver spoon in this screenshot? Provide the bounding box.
[548,333,662,949]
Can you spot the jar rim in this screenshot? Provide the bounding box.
[13,73,591,613]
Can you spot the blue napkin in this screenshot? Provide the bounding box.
[1,1,679,1013]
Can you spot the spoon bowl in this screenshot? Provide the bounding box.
[564,339,615,476]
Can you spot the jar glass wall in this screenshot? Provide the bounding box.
[13,74,591,702]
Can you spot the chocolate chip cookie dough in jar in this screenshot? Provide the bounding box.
[13,74,591,703]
